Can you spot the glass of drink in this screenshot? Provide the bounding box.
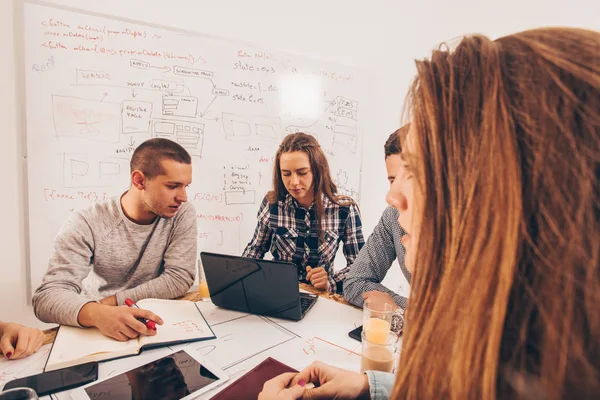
[360,330,400,373]
[363,300,404,344]
[197,259,210,301]
[0,388,39,400]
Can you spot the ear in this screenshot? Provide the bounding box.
[131,170,146,190]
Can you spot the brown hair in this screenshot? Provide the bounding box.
[384,124,409,158]
[269,132,354,236]
[130,138,192,179]
[393,28,600,399]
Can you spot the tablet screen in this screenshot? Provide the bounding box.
[83,350,220,400]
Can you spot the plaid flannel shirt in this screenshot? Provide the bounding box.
[242,194,365,294]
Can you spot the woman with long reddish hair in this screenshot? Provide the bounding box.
[259,27,600,400]
[243,132,364,293]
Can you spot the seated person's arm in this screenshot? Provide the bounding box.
[32,211,100,327]
[365,370,395,400]
[344,208,408,309]
[327,203,365,294]
[242,197,273,259]
[114,203,198,306]
[33,212,163,341]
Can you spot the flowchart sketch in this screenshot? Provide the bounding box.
[225,190,256,205]
[333,116,358,135]
[222,114,283,142]
[52,95,121,143]
[335,96,358,113]
[150,78,183,93]
[332,97,359,153]
[333,132,359,153]
[152,119,204,155]
[122,100,152,134]
[162,95,198,118]
[222,113,252,139]
[255,116,283,141]
[63,153,129,188]
[76,69,112,85]
[23,1,367,301]
[173,65,214,79]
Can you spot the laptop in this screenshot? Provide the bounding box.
[200,252,318,321]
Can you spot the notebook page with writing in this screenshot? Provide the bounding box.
[137,299,214,347]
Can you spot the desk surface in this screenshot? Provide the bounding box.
[42,283,354,345]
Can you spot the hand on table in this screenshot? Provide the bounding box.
[362,291,399,310]
[0,323,45,360]
[258,372,306,400]
[260,361,370,400]
[78,302,163,341]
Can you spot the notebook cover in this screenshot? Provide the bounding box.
[210,357,298,400]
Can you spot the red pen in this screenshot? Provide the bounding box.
[125,298,157,331]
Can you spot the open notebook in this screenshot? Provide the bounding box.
[44,299,215,372]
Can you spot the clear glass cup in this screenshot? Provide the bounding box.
[360,330,400,373]
[197,259,210,301]
[363,300,404,344]
[0,388,39,400]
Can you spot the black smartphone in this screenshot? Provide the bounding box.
[3,361,98,396]
[349,325,363,342]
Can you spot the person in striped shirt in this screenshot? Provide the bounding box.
[243,132,365,294]
[343,126,411,310]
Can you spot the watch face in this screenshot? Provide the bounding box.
[391,312,404,334]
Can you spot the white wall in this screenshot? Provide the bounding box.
[2,0,597,328]
[0,0,47,328]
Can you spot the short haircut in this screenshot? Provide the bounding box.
[384,124,410,158]
[130,138,191,178]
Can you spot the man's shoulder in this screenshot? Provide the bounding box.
[56,197,120,241]
[171,202,197,224]
[377,207,405,236]
[381,206,400,223]
[179,201,196,214]
[74,197,120,226]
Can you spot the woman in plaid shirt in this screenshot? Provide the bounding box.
[242,132,365,294]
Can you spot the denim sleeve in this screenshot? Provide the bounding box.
[365,370,395,400]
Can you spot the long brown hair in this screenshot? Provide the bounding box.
[269,132,354,235]
[393,28,600,399]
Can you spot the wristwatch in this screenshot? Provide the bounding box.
[391,308,405,335]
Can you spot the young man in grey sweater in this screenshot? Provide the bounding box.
[33,138,197,341]
[343,126,411,310]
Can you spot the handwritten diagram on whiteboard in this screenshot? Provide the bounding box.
[23,2,371,293]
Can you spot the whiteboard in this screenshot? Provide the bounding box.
[23,2,370,294]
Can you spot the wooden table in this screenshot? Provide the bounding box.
[181,283,353,305]
[42,283,356,345]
